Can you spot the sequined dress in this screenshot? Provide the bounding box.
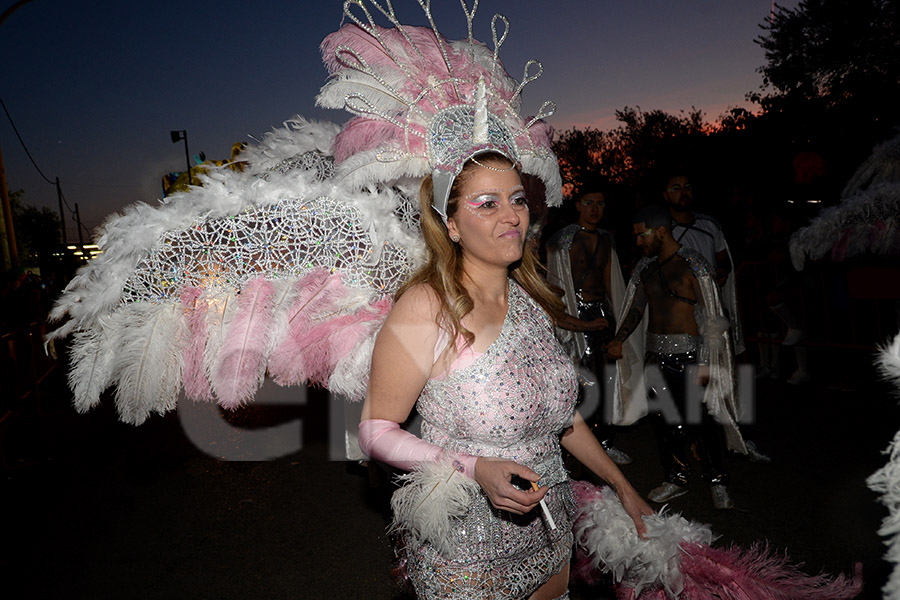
[408,281,579,599]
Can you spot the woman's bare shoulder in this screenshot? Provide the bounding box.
[387,283,443,328]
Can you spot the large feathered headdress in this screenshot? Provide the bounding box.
[315,0,562,220]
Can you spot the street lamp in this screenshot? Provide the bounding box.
[170,129,192,185]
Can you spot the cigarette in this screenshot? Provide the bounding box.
[531,481,557,530]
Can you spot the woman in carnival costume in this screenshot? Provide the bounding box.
[48,1,862,598]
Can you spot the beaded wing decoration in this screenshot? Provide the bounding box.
[47,0,562,425]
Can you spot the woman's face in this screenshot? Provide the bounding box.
[446,162,529,270]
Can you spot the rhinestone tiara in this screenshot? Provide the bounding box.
[316,0,562,221]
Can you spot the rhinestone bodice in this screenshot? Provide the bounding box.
[406,281,579,599]
[418,281,578,478]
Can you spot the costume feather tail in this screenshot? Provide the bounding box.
[677,543,862,600]
[296,295,393,387]
[570,480,861,599]
[212,277,277,409]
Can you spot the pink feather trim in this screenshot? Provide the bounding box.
[519,120,554,149]
[322,23,517,109]
[267,270,347,386]
[571,479,862,599]
[673,543,862,600]
[181,287,213,401]
[213,278,276,409]
[297,296,393,386]
[333,117,421,164]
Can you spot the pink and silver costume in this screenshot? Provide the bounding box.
[404,281,577,599]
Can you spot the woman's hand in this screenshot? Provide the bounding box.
[474,457,548,515]
[616,483,654,538]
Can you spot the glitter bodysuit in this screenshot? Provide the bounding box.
[409,281,579,599]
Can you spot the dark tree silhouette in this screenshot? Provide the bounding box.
[757,0,900,118]
[10,189,61,268]
[753,0,900,180]
[552,107,706,197]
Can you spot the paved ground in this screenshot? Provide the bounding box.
[2,344,895,599]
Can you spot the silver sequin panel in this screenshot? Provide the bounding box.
[645,332,701,355]
[121,196,417,303]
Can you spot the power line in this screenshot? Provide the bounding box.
[0,94,55,185]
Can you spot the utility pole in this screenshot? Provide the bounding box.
[56,176,66,245]
[0,0,40,271]
[75,202,84,247]
[170,130,192,185]
[0,142,17,269]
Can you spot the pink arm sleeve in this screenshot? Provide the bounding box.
[358,418,478,479]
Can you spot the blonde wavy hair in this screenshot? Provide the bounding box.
[395,153,565,347]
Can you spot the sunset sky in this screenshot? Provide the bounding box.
[0,0,796,237]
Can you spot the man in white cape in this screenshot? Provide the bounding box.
[608,205,747,509]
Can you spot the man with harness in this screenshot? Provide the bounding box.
[663,174,744,355]
[608,205,747,510]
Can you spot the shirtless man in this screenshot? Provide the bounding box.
[547,190,631,465]
[608,205,746,509]
[662,173,744,355]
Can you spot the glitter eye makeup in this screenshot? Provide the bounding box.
[461,186,525,207]
[465,193,499,208]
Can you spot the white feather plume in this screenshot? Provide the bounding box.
[109,302,186,425]
[877,333,900,390]
[520,153,563,207]
[67,319,116,413]
[390,460,480,558]
[575,487,714,597]
[868,333,900,598]
[203,292,238,403]
[329,324,381,401]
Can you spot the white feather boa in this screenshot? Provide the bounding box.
[389,460,481,558]
[868,333,900,600]
[574,485,714,597]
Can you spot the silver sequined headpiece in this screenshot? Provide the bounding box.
[427,78,521,219]
[316,0,562,224]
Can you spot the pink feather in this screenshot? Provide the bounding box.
[295,296,393,386]
[267,270,347,386]
[334,117,403,163]
[321,24,406,74]
[322,23,516,112]
[676,543,862,600]
[327,296,392,365]
[519,120,555,149]
[181,287,213,401]
[571,480,862,599]
[213,277,276,409]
